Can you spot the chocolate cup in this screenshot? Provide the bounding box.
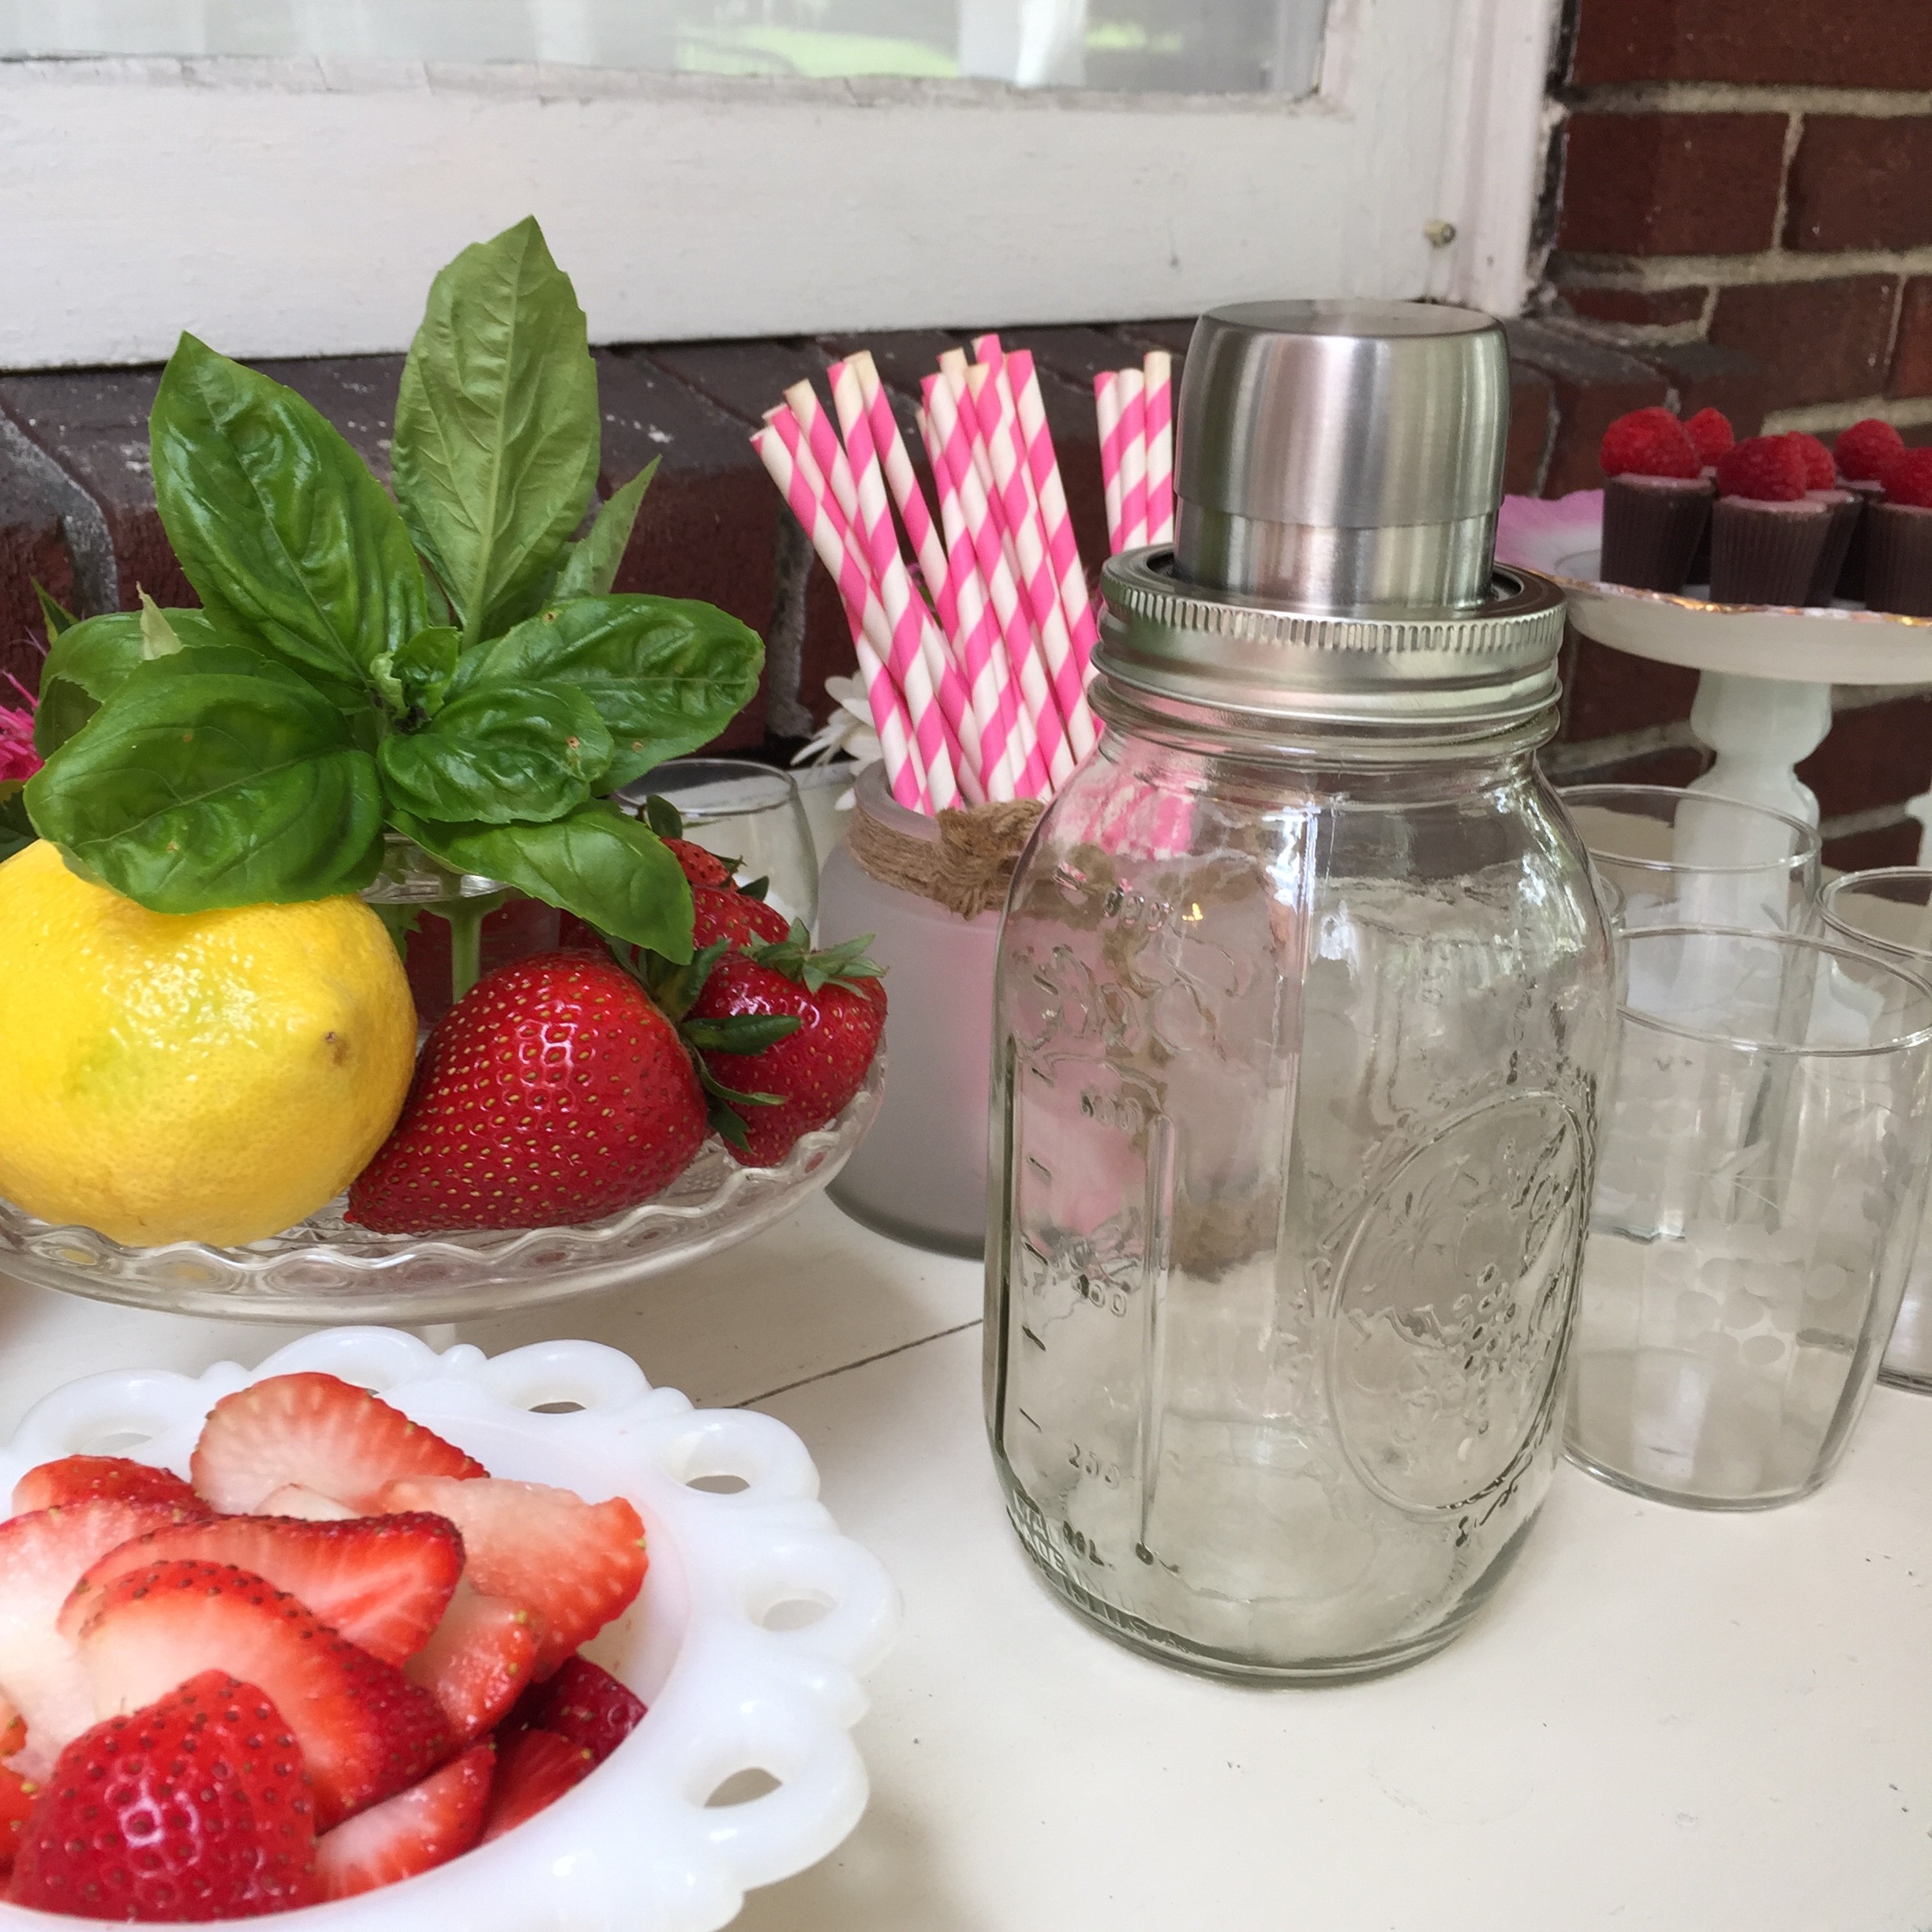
[1686,466,1717,587]
[1709,497,1832,606]
[1863,501,1932,617]
[1837,478,1885,601]
[1600,474,1713,593]
[1806,490,1862,606]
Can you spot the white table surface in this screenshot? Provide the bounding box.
[3,1193,1929,1931]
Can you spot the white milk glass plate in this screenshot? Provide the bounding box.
[0,1327,901,1932]
[0,1061,882,1325]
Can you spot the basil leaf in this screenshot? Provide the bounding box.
[32,608,234,757]
[0,784,32,864]
[392,217,599,643]
[378,683,613,826]
[25,647,384,911]
[137,591,185,660]
[399,803,693,959]
[34,582,75,638]
[447,594,763,792]
[553,460,657,600]
[152,333,429,702]
[372,625,462,719]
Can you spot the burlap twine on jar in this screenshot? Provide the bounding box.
[847,796,1046,921]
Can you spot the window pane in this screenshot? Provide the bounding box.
[0,0,1329,93]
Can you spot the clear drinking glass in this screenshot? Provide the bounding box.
[1559,784,1822,931]
[620,758,819,930]
[1567,924,1932,1507]
[989,683,1616,1681]
[1818,867,1932,1390]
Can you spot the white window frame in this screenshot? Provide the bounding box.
[0,0,1559,369]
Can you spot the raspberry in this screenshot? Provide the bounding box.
[1601,407,1702,480]
[1714,435,1807,502]
[1835,417,1906,484]
[1784,432,1837,491]
[1683,408,1735,466]
[1886,447,1932,511]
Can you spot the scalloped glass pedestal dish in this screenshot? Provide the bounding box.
[0,1327,901,1932]
[0,1060,883,1324]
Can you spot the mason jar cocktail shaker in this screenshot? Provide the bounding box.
[986,301,1616,1680]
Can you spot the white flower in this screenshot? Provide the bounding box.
[791,676,882,807]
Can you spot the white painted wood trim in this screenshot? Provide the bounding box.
[0,0,1545,369]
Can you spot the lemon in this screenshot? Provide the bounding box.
[0,841,417,1246]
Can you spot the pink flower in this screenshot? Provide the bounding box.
[0,673,40,785]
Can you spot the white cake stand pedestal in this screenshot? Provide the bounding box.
[1499,494,1932,847]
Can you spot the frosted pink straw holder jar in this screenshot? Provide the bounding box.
[818,764,1035,1257]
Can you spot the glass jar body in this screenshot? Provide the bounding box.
[986,691,1616,1679]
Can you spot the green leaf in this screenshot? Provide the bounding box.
[446,594,762,792]
[0,784,32,864]
[372,900,422,963]
[151,333,429,703]
[392,217,600,643]
[25,646,385,912]
[554,460,657,600]
[378,683,613,826]
[34,582,75,639]
[681,1014,801,1053]
[371,625,462,719]
[137,590,185,660]
[399,803,694,959]
[32,608,234,758]
[642,793,683,840]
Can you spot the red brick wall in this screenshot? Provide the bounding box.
[1527,0,1932,867]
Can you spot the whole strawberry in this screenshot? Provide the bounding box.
[685,929,885,1166]
[347,951,706,1233]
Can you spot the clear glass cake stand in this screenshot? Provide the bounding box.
[0,1060,883,1326]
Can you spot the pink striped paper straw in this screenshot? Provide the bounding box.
[848,354,1024,803]
[753,421,928,813]
[829,359,983,806]
[1117,368,1148,553]
[938,348,1022,586]
[1007,349,1100,678]
[1094,372,1126,554]
[966,361,1098,765]
[924,373,1069,795]
[917,402,1040,803]
[784,380,960,811]
[1142,350,1174,546]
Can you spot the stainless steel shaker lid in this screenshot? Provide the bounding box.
[1173,300,1510,613]
[1096,298,1565,732]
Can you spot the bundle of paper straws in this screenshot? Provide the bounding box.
[754,339,1103,814]
[1095,352,1177,556]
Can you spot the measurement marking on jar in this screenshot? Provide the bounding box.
[1065,1443,1122,1486]
[1021,1324,1047,1351]
[1061,1521,1108,1567]
[1026,1156,1053,1183]
[1015,1407,1042,1430]
[1073,1274,1130,1316]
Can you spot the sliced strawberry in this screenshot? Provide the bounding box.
[0,1764,35,1878]
[507,1653,646,1764]
[316,1742,494,1900]
[12,1455,208,1518]
[379,1477,646,1679]
[76,1560,451,1832]
[192,1371,486,1515]
[11,1672,320,1920]
[260,1483,357,1521]
[478,1729,594,1844]
[62,1513,463,1666]
[0,1500,201,1777]
[405,1578,540,1747]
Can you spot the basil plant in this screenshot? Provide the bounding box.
[25,218,762,988]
